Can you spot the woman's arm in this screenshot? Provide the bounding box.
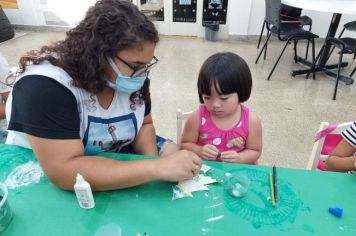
[132,113,158,156]
[325,139,356,172]
[0,91,9,119]
[180,110,219,160]
[28,134,202,191]
[220,111,262,164]
[10,76,202,191]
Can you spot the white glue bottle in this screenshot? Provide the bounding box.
[74,173,95,209]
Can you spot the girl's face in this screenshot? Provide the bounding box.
[202,82,240,118]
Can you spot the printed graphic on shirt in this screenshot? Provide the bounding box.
[83,113,138,155]
[226,137,245,149]
[199,133,208,141]
[212,138,222,145]
[201,117,206,126]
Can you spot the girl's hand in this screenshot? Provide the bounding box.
[221,150,240,163]
[201,144,219,161]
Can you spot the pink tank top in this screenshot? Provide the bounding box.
[197,104,249,162]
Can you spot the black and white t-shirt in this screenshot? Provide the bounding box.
[342,121,356,148]
[6,62,150,155]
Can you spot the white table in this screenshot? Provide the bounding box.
[282,0,356,84]
[283,0,356,15]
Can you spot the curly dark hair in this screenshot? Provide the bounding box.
[18,0,159,108]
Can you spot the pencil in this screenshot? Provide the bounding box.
[273,165,278,202]
[269,172,276,207]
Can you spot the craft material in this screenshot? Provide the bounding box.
[200,164,211,174]
[329,207,343,217]
[216,151,221,159]
[178,174,217,193]
[74,173,95,209]
[0,183,13,234]
[273,165,278,202]
[269,172,276,207]
[173,174,218,200]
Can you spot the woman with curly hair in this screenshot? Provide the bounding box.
[5,0,201,191]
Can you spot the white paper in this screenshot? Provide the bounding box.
[178,174,217,193]
[200,164,211,174]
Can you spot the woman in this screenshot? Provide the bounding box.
[6,0,201,191]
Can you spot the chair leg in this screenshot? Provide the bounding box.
[333,50,344,100]
[312,38,316,80]
[263,33,269,60]
[326,28,345,62]
[257,21,266,49]
[293,40,298,63]
[267,40,290,80]
[305,24,312,60]
[306,41,323,79]
[255,32,271,64]
[350,65,356,77]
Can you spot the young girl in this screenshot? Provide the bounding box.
[325,120,356,172]
[180,52,262,164]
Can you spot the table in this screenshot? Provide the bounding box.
[0,0,18,9]
[1,144,356,235]
[282,0,356,85]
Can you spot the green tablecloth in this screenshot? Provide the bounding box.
[1,144,356,235]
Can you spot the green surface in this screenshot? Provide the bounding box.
[1,144,356,235]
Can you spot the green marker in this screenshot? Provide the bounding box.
[269,172,276,207]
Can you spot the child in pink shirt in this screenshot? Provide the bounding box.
[180,52,262,164]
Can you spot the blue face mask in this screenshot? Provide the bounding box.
[106,57,147,94]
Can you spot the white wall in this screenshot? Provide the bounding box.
[301,10,356,38]
[4,0,45,26]
[4,0,96,27]
[3,0,356,38]
[228,0,252,36]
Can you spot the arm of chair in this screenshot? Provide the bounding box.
[281,20,303,24]
[281,14,301,21]
[326,37,346,50]
[286,31,318,42]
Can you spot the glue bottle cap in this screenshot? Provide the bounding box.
[76,173,84,184]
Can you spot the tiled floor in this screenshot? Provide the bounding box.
[1,31,356,169]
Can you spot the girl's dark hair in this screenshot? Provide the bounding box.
[197,52,252,103]
[18,0,159,108]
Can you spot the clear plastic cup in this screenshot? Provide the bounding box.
[224,172,250,198]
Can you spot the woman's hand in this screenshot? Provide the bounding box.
[200,144,219,161]
[156,150,202,181]
[220,150,240,163]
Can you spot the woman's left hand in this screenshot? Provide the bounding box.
[220,150,240,163]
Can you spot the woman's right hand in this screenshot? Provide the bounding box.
[200,144,219,161]
[155,150,202,181]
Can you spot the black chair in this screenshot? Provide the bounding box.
[0,7,15,43]
[255,0,319,81]
[307,25,356,100]
[326,21,356,61]
[339,21,356,78]
[257,4,313,59]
